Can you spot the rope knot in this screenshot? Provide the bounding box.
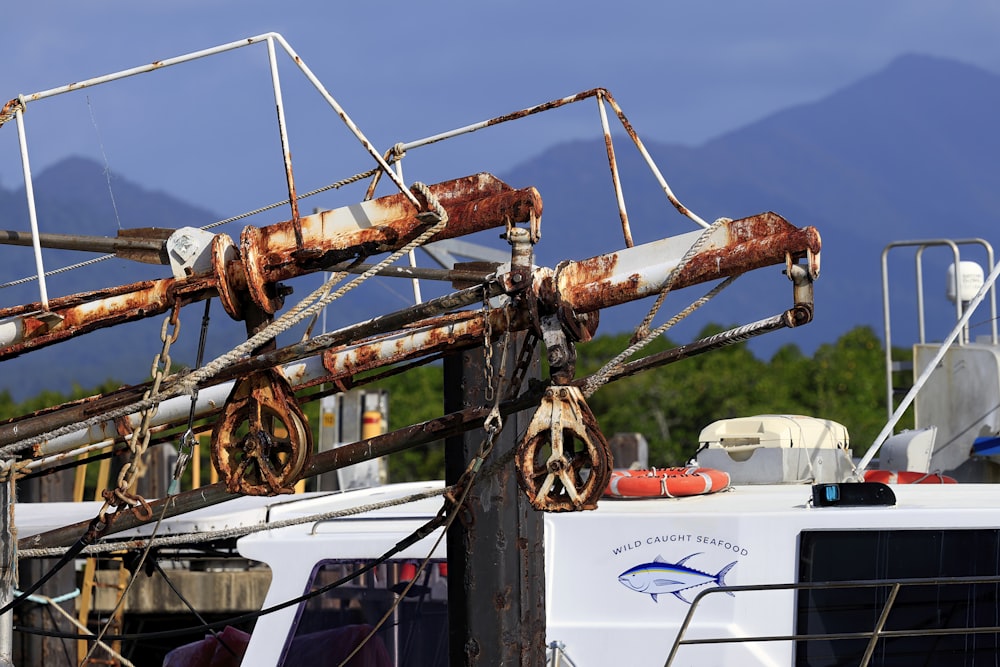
[0,98,24,129]
[410,181,447,225]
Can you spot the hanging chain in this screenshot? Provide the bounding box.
[170,300,212,493]
[482,286,496,403]
[506,329,539,401]
[99,305,180,522]
[479,319,511,467]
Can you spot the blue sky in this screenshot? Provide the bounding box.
[2,1,1000,222]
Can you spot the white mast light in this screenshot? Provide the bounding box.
[947,261,985,303]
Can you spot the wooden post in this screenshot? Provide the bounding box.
[15,468,76,665]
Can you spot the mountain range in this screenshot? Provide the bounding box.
[1,53,998,401]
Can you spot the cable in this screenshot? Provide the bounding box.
[0,517,103,616]
[14,509,447,643]
[0,167,380,291]
[151,561,240,658]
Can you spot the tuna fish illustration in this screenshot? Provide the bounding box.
[618,553,737,603]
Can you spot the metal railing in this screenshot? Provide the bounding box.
[880,238,998,421]
[664,574,1000,667]
[856,238,1000,473]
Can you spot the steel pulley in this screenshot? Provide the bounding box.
[211,369,312,495]
[516,385,613,512]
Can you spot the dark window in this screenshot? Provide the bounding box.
[797,530,1000,666]
[279,559,448,666]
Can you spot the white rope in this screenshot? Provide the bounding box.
[582,218,735,398]
[175,181,447,395]
[582,277,737,397]
[632,217,729,339]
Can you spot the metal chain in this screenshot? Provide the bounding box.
[506,329,539,401]
[99,306,180,523]
[476,326,511,470]
[170,300,212,493]
[482,286,496,402]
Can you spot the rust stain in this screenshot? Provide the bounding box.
[556,252,620,286]
[494,585,512,611]
[0,279,179,361]
[322,314,490,381]
[113,415,134,439]
[237,174,540,307]
[559,219,821,314]
[485,89,604,128]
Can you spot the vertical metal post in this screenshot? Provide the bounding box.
[444,336,545,666]
[266,35,301,231]
[0,471,13,667]
[316,393,342,492]
[14,107,49,310]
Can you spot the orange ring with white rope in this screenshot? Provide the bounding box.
[604,467,731,499]
[863,470,957,484]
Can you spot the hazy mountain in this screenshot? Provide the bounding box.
[503,53,1000,357]
[1,54,998,401]
[0,158,241,400]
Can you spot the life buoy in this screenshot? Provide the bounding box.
[604,467,731,499]
[863,470,957,484]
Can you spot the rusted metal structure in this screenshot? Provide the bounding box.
[0,33,821,666]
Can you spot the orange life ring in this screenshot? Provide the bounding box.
[604,467,731,499]
[863,470,957,484]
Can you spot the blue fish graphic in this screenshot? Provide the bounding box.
[618,553,736,603]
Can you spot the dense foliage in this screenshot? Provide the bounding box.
[0,325,909,484]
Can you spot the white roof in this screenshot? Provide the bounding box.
[14,480,1000,551]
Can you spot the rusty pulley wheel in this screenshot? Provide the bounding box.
[516,385,613,512]
[211,369,312,496]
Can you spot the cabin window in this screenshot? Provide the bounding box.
[279,559,448,666]
[797,529,1000,666]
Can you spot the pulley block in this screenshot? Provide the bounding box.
[211,368,312,495]
[516,385,613,512]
